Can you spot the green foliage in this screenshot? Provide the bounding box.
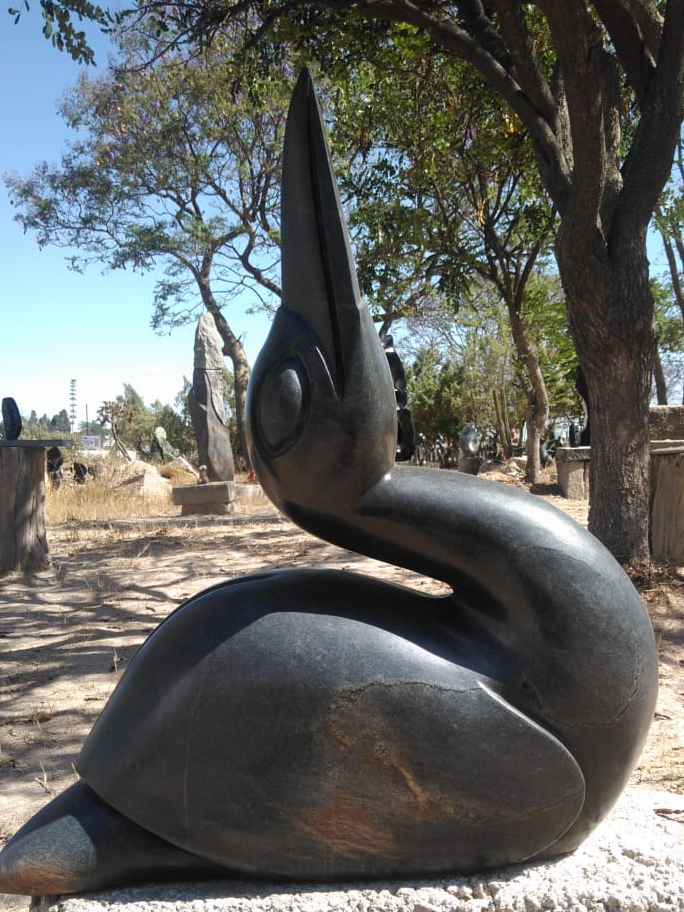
[406,348,465,445]
[149,402,189,455]
[519,274,580,422]
[9,0,108,64]
[652,276,684,399]
[95,383,197,457]
[401,290,524,442]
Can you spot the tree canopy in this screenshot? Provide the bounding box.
[9,0,108,64]
[110,0,684,564]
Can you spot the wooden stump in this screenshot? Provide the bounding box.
[650,443,684,562]
[0,445,50,574]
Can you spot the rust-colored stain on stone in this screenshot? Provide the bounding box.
[0,858,78,896]
[294,684,461,857]
[296,791,397,857]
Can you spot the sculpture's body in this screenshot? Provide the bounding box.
[0,71,657,897]
[457,424,482,474]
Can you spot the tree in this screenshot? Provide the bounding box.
[50,409,72,433]
[651,277,684,402]
[135,1,684,564]
[330,50,558,482]
[97,397,134,459]
[406,347,466,449]
[9,0,108,64]
[654,135,684,403]
[5,25,292,462]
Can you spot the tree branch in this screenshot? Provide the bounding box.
[591,0,662,102]
[616,0,684,237]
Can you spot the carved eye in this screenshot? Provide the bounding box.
[258,356,309,454]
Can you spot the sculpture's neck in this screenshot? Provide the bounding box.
[285,462,647,662]
[288,465,556,628]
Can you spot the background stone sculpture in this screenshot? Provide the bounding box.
[187,313,235,482]
[1,397,22,440]
[382,335,415,462]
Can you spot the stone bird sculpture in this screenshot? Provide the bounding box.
[0,69,657,897]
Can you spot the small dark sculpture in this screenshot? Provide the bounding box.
[575,366,591,446]
[569,421,582,448]
[1,397,22,440]
[0,69,658,896]
[457,423,483,475]
[47,446,64,488]
[382,334,415,462]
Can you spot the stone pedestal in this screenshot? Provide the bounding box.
[172,481,236,516]
[235,482,264,501]
[0,439,69,574]
[650,440,684,562]
[555,446,591,500]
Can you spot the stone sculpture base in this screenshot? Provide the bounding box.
[172,481,235,516]
[555,446,591,499]
[31,789,684,912]
[650,440,684,562]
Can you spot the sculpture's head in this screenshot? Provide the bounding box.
[246,69,397,516]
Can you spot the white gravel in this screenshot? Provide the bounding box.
[33,788,684,912]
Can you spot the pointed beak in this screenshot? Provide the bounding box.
[280,68,363,395]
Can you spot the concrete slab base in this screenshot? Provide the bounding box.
[555,446,590,500]
[172,481,236,516]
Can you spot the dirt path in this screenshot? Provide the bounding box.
[1,473,683,910]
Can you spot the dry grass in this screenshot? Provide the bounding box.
[46,477,173,524]
[44,461,261,526]
[44,460,180,525]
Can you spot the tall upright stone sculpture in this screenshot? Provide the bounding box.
[188,313,235,483]
[0,69,658,897]
[172,313,236,515]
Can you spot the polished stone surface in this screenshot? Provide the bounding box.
[0,68,659,898]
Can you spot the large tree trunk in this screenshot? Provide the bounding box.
[557,228,655,565]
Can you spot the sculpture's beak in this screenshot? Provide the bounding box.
[281,68,363,397]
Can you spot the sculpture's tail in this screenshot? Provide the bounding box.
[0,781,226,896]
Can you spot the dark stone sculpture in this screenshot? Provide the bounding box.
[187,313,235,483]
[0,69,658,897]
[73,461,89,484]
[47,446,64,488]
[575,366,591,446]
[457,423,483,475]
[1,397,22,440]
[382,335,415,462]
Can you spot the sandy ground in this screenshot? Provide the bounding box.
[0,469,683,910]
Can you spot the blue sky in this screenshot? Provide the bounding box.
[0,16,272,428]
